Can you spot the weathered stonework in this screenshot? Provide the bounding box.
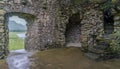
[0,0,119,59]
[3,0,59,51]
[0,0,106,58]
[0,0,8,59]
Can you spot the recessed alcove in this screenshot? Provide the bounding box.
[65,13,81,47]
[103,9,114,35]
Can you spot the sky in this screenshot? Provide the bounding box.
[9,16,27,26]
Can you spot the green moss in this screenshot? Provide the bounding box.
[71,0,88,5]
[112,0,117,3]
[96,37,112,44]
[110,31,120,54]
[100,1,115,10]
[89,0,103,3]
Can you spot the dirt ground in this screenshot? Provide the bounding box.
[0,47,120,69]
[0,60,8,69]
[30,47,120,69]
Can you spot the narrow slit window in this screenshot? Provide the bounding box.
[103,9,114,34]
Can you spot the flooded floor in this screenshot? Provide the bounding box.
[6,49,32,69]
[0,47,120,69]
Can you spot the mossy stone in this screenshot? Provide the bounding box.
[71,0,88,5]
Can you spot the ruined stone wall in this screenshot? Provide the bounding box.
[0,0,8,59]
[3,0,61,51]
[4,0,39,52]
[81,8,103,50]
[114,13,120,33]
[1,0,120,59]
[56,0,104,49]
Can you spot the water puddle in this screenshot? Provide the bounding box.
[6,49,32,69]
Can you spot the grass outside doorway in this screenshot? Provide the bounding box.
[9,32,25,50]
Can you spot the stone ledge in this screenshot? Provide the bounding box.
[66,43,81,47]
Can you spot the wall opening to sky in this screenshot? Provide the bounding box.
[8,16,27,50]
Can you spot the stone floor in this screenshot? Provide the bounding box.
[66,43,81,47]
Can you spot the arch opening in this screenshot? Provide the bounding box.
[65,13,81,47]
[8,16,27,50]
[4,12,35,51]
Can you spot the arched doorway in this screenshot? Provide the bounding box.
[65,13,81,47]
[4,12,35,51]
[8,16,27,50]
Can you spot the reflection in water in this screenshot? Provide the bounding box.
[6,49,31,69]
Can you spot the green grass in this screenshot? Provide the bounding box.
[9,32,25,50]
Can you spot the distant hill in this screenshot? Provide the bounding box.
[8,21,27,32]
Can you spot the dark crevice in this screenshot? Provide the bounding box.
[103,8,114,34]
[65,13,81,44]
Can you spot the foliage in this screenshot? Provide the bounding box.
[112,0,117,3]
[71,0,89,5]
[100,0,115,10]
[110,31,120,55]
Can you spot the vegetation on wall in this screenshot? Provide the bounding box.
[100,0,115,10]
[71,0,88,5]
[110,31,120,55]
[71,0,119,11]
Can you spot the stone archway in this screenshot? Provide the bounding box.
[0,0,59,59]
[65,13,81,47]
[4,12,35,51]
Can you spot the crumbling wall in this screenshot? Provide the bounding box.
[0,0,120,59]
[57,0,104,49]
[0,0,8,59]
[3,0,61,51]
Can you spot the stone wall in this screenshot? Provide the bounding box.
[56,0,104,49]
[0,0,120,59]
[0,0,52,58]
[3,0,60,51]
[81,8,103,50]
[114,11,120,34]
[0,0,8,59]
[1,0,105,52]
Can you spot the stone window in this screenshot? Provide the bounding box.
[103,9,114,34]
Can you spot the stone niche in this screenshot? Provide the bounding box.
[65,13,81,47]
